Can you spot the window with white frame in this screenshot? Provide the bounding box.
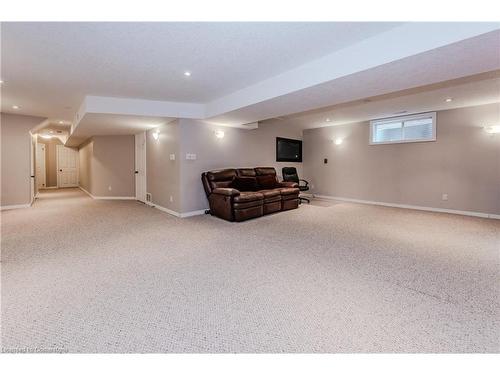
[370,112,436,145]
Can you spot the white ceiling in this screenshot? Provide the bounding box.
[1,22,498,146]
[1,22,401,120]
[264,73,500,129]
[65,113,173,146]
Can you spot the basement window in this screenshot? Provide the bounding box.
[370,112,436,145]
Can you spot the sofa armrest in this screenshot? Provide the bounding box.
[209,189,237,221]
[278,181,299,188]
[212,187,240,197]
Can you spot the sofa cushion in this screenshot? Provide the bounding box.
[236,168,257,177]
[257,189,280,199]
[255,167,277,176]
[279,187,300,196]
[206,169,237,190]
[231,176,258,192]
[233,191,264,203]
[257,174,278,189]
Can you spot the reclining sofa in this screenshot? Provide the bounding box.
[201,167,300,222]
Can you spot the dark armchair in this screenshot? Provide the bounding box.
[282,167,310,204]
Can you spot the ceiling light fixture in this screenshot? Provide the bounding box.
[59,121,64,124]
[445,98,453,102]
[484,125,500,134]
[215,130,225,139]
[152,130,160,140]
[184,71,191,77]
[12,105,20,109]
[326,118,331,122]
[40,134,52,139]
[0,79,4,84]
[334,138,343,145]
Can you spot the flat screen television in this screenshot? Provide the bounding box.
[276,137,302,162]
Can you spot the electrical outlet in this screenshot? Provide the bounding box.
[169,195,173,203]
[442,193,448,201]
[169,153,175,161]
[108,186,112,191]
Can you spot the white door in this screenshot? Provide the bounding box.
[36,143,46,189]
[31,134,36,202]
[57,145,79,188]
[135,132,147,202]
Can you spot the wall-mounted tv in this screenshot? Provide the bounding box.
[276,137,302,162]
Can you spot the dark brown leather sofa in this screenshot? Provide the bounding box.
[201,167,300,222]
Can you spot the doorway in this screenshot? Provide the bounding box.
[135,132,147,203]
[56,145,79,188]
[36,143,46,189]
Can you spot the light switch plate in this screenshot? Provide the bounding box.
[169,153,175,161]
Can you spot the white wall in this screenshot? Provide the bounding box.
[303,103,500,215]
[78,135,135,198]
[144,118,303,214]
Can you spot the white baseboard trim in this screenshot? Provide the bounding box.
[314,194,500,220]
[93,196,136,200]
[40,186,58,190]
[146,201,206,218]
[180,209,207,218]
[0,203,31,211]
[78,186,135,200]
[78,186,93,197]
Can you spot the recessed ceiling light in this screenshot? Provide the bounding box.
[49,130,54,134]
[184,71,191,77]
[12,105,20,109]
[59,121,63,124]
[445,98,453,102]
[326,118,331,122]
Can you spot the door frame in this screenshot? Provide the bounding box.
[56,144,79,188]
[135,132,147,202]
[36,142,47,190]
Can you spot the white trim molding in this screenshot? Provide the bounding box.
[78,186,135,200]
[314,194,500,220]
[0,203,32,211]
[146,201,206,219]
[180,210,207,218]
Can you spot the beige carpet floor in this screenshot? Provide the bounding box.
[1,188,499,353]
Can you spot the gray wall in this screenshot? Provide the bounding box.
[78,135,135,197]
[146,120,181,212]
[178,118,304,213]
[303,103,500,215]
[1,113,44,207]
[144,118,303,213]
[78,139,93,193]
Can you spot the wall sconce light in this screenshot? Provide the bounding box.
[152,130,160,140]
[334,138,343,145]
[215,130,225,139]
[484,125,500,134]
